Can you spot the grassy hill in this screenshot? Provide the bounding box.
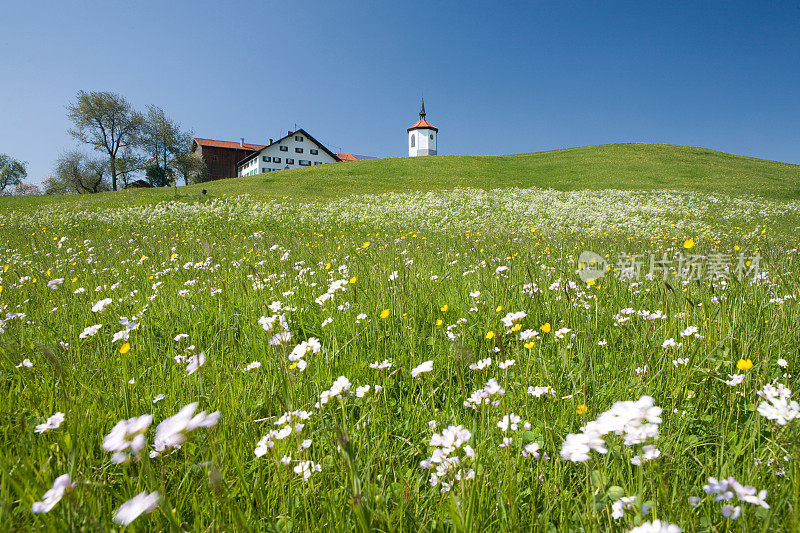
[4,143,798,210]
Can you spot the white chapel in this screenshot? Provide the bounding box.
[407,99,438,157]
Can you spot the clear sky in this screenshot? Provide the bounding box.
[1,1,799,184]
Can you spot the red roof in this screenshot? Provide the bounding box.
[407,118,438,132]
[336,153,359,162]
[194,138,266,151]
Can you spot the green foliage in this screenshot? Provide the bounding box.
[66,90,144,190]
[0,153,27,192]
[52,150,111,194]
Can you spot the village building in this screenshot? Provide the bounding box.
[191,138,266,180]
[236,129,345,176]
[408,99,438,157]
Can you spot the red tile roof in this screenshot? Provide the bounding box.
[194,138,266,151]
[336,153,359,162]
[407,119,438,132]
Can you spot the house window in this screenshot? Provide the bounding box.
[310,149,318,155]
[299,160,311,166]
[314,162,322,165]
[430,134,434,140]
[286,158,294,164]
[410,134,415,147]
[295,136,303,141]
[280,146,288,152]
[262,168,268,172]
[273,157,281,163]
[295,147,303,153]
[262,156,269,162]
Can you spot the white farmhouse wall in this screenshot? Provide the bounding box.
[237,132,338,176]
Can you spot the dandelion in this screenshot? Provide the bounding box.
[113,491,160,526]
[31,474,76,513]
[35,412,65,434]
[411,360,434,378]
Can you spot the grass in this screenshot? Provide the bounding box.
[0,184,798,531]
[0,146,798,530]
[2,143,798,213]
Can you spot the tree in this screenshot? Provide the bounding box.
[173,151,209,185]
[42,175,70,195]
[0,154,27,193]
[114,148,145,189]
[139,105,192,186]
[145,164,172,188]
[12,183,42,196]
[53,150,111,194]
[66,90,143,191]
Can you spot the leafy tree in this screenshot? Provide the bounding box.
[66,90,144,191]
[42,175,70,195]
[114,148,145,188]
[173,151,209,185]
[12,183,42,196]
[145,164,172,188]
[0,154,27,193]
[139,105,192,186]
[53,150,111,194]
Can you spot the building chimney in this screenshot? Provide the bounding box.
[240,138,245,148]
[288,131,293,136]
[269,138,273,145]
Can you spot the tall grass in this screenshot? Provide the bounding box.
[0,188,798,531]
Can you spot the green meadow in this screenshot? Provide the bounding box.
[0,143,799,531]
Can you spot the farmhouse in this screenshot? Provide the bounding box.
[191,138,266,180]
[236,129,345,177]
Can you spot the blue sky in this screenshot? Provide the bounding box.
[1,1,799,184]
